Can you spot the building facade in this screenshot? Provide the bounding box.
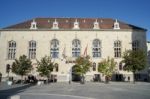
[147,41,150,81]
[0,18,147,82]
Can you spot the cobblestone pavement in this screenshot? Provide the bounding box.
[0,82,150,99]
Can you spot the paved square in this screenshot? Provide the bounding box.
[0,82,150,99]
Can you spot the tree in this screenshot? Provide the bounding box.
[36,56,54,83]
[122,50,146,83]
[73,56,92,84]
[12,55,32,81]
[98,57,116,83]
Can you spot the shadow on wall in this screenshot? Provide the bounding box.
[132,29,147,82]
[0,83,35,99]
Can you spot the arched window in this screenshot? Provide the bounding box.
[55,63,59,72]
[72,39,81,57]
[93,62,96,71]
[114,40,121,58]
[6,64,11,73]
[119,63,123,70]
[29,40,36,59]
[92,39,101,58]
[8,40,16,59]
[132,40,139,51]
[50,39,59,58]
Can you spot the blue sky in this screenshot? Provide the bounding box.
[0,0,150,40]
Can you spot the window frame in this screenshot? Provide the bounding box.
[92,39,101,58]
[72,39,81,57]
[28,40,36,59]
[50,39,59,58]
[7,40,16,60]
[132,40,140,51]
[114,40,122,58]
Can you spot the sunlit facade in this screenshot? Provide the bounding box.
[0,18,147,82]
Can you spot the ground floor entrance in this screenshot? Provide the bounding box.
[71,65,81,82]
[115,74,124,81]
[72,73,81,82]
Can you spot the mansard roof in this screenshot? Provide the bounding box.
[2,17,146,31]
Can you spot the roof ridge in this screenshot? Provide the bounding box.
[1,17,147,31]
[34,17,113,20]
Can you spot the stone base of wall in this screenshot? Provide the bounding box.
[1,73,149,83]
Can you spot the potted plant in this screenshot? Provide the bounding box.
[7,77,13,85]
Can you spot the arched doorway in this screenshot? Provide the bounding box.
[71,65,81,82]
[115,74,123,81]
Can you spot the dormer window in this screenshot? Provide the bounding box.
[83,19,86,23]
[66,20,68,23]
[73,19,79,29]
[52,19,59,29]
[93,19,100,29]
[114,19,120,29]
[30,19,37,29]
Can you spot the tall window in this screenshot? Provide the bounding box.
[8,40,16,59]
[29,40,36,59]
[50,39,59,58]
[93,62,96,71]
[92,39,101,58]
[6,64,11,73]
[132,40,139,51]
[55,63,59,72]
[119,63,123,70]
[114,40,121,58]
[72,39,81,57]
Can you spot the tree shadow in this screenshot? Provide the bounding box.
[0,83,35,99]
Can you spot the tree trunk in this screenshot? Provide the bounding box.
[133,72,135,84]
[46,73,51,84]
[80,74,85,84]
[46,77,48,84]
[105,76,109,84]
[48,73,51,84]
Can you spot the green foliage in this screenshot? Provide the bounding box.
[122,50,146,73]
[72,56,92,76]
[12,55,32,77]
[36,56,54,78]
[98,57,116,77]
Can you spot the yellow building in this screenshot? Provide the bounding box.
[0,18,148,82]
